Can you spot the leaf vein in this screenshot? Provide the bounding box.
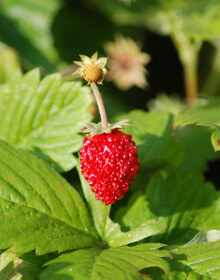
[0,143,74,223]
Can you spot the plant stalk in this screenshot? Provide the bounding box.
[158,0,201,106]
[182,55,198,106]
[90,82,108,130]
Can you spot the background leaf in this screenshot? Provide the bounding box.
[0,69,93,172]
[168,240,220,279]
[97,0,220,41]
[174,126,219,176]
[174,98,220,152]
[0,140,98,255]
[40,244,170,280]
[0,0,62,72]
[114,171,220,246]
[0,43,20,85]
[116,110,184,168]
[174,99,220,128]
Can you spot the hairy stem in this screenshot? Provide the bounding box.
[90,82,108,130]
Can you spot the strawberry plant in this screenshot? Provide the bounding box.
[1,0,220,279]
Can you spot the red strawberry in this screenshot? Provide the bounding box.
[79,129,140,205]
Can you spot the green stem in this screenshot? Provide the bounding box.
[158,0,201,106]
[171,36,201,106]
[182,51,199,106]
[90,82,108,130]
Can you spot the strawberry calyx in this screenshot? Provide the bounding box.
[77,119,132,136]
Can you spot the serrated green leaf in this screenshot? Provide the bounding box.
[0,0,62,71]
[114,172,220,246]
[104,218,164,247]
[174,99,220,128]
[174,99,220,153]
[116,110,184,168]
[168,241,220,279]
[0,140,98,255]
[0,249,40,280]
[40,244,170,280]
[0,69,93,172]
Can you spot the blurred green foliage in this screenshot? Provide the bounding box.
[1,1,220,279]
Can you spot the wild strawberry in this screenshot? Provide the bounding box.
[74,52,140,204]
[79,129,140,205]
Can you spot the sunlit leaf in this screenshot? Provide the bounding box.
[0,44,20,85]
[0,69,93,171]
[0,140,98,255]
[168,241,220,279]
[40,244,170,280]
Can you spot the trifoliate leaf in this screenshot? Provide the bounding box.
[0,140,98,255]
[0,69,93,172]
[40,244,170,280]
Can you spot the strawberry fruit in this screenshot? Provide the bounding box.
[74,52,140,205]
[80,129,140,205]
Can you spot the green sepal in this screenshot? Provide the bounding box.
[77,119,132,135]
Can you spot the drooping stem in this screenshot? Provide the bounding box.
[90,82,108,130]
